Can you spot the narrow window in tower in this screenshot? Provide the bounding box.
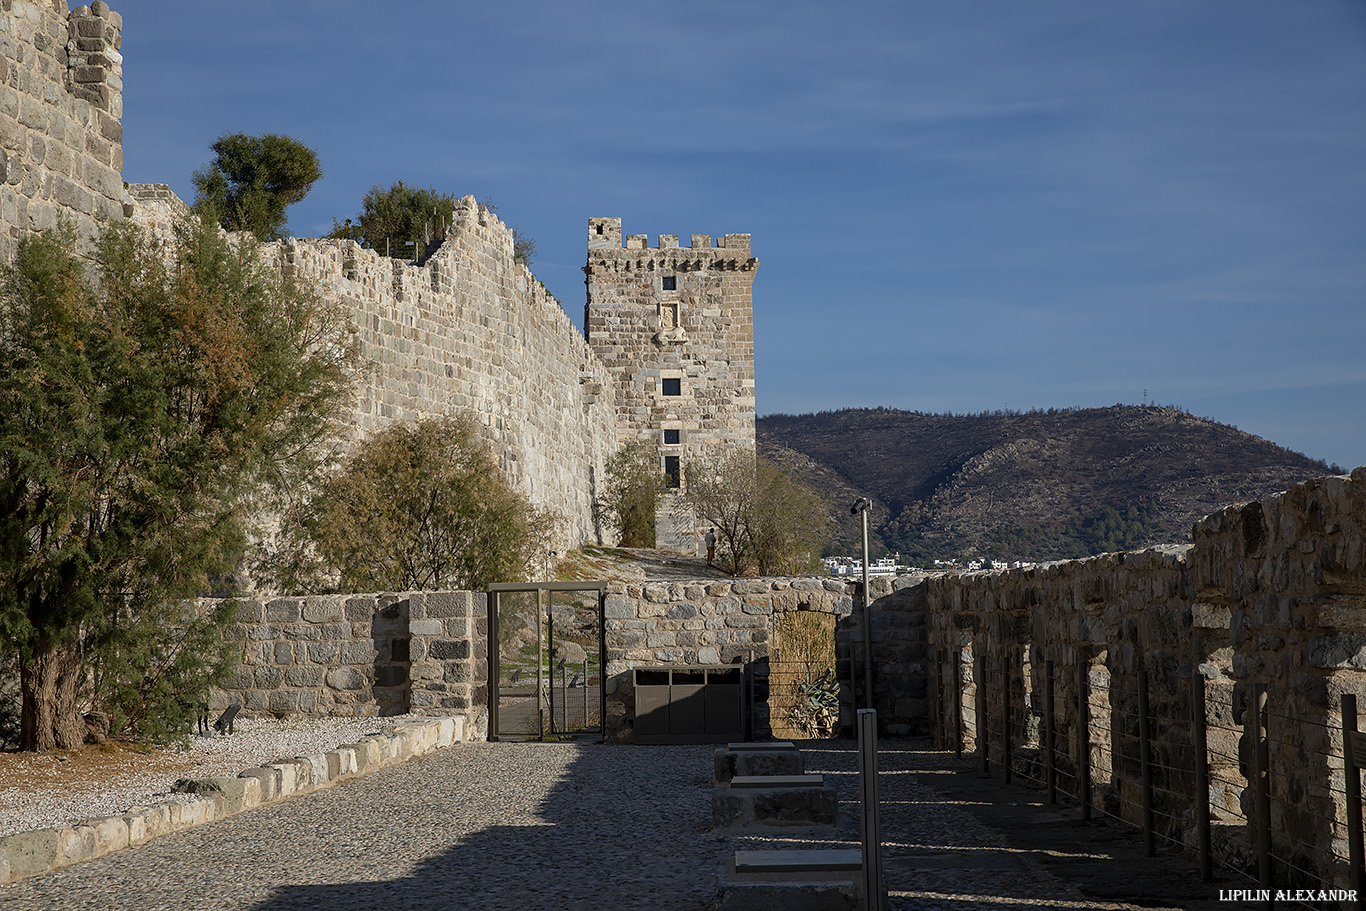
[663,429,680,445]
[661,276,676,291]
[596,224,604,235]
[662,377,681,396]
[664,456,681,489]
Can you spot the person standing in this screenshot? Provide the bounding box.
[705,528,716,566]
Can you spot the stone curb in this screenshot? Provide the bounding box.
[0,716,464,885]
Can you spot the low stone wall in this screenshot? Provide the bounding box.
[0,715,464,884]
[214,591,485,738]
[924,466,1366,891]
[600,575,929,741]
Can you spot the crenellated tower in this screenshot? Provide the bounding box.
[584,218,758,552]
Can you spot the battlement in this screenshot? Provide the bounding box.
[0,1,126,262]
[588,218,751,256]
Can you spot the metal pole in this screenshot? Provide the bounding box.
[598,591,607,743]
[858,709,884,911]
[1193,671,1213,882]
[861,508,873,711]
[1251,681,1273,908]
[1139,669,1155,856]
[1079,658,1091,821]
[977,654,989,773]
[1344,694,1365,907]
[1045,658,1057,804]
[1002,654,1013,785]
[953,647,963,760]
[932,647,943,750]
[540,591,549,738]
[488,591,499,740]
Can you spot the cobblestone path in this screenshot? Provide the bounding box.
[2,738,1233,910]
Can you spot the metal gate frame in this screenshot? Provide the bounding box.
[487,581,606,742]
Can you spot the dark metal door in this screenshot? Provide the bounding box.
[488,582,606,741]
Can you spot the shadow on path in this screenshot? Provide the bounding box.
[245,741,723,911]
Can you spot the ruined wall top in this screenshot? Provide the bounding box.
[587,216,752,259]
[0,1,125,261]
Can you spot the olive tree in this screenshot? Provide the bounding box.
[595,440,666,548]
[258,416,555,594]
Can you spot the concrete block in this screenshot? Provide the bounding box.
[56,825,96,865]
[0,827,60,880]
[714,746,804,782]
[712,778,838,830]
[238,767,280,802]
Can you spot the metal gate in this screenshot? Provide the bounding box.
[487,582,606,741]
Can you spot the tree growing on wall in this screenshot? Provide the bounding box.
[686,449,828,575]
[328,181,458,259]
[596,440,667,548]
[257,416,555,594]
[480,198,538,267]
[192,132,323,241]
[0,220,359,751]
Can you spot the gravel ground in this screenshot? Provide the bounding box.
[2,734,1226,910]
[0,715,427,838]
[2,740,727,911]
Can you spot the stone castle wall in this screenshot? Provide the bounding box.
[0,1,125,262]
[269,197,620,546]
[1,4,756,552]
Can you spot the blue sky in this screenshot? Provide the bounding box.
[118,1,1366,471]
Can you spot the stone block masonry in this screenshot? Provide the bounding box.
[598,575,929,741]
[214,591,485,738]
[8,6,759,558]
[0,1,126,263]
[925,465,1366,893]
[584,218,758,551]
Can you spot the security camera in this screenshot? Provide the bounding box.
[850,497,870,515]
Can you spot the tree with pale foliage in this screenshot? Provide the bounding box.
[686,449,828,575]
[0,219,358,751]
[257,416,557,594]
[596,440,667,548]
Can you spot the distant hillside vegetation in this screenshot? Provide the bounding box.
[757,405,1341,563]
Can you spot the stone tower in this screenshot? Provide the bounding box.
[584,218,758,551]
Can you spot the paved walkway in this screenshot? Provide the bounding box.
[2,738,1232,910]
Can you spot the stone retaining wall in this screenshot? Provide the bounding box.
[599,575,929,741]
[213,592,484,738]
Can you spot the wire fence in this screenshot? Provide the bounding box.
[929,644,1366,910]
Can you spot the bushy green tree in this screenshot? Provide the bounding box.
[258,416,554,593]
[686,449,828,575]
[192,132,323,241]
[596,440,666,548]
[329,181,458,259]
[0,220,358,751]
